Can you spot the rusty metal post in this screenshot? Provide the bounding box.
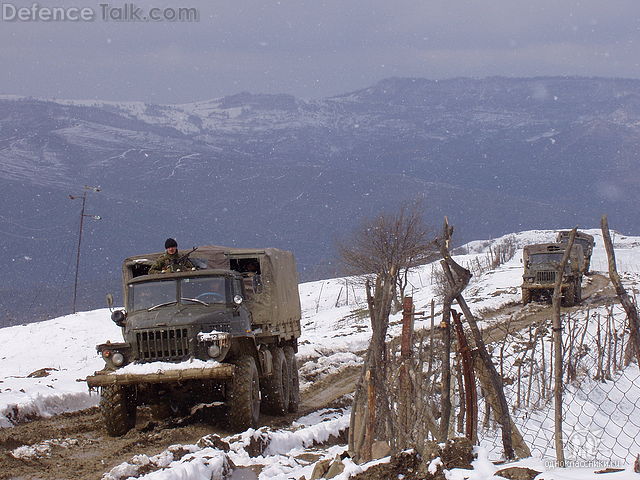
[452,309,478,442]
[401,296,414,358]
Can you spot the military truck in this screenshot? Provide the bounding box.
[87,246,301,436]
[556,230,595,274]
[521,243,584,306]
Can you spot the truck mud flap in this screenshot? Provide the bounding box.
[86,365,236,388]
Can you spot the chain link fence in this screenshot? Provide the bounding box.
[478,302,640,465]
[384,298,640,465]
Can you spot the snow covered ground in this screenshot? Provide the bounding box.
[2,228,640,479]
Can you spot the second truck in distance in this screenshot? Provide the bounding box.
[521,242,585,306]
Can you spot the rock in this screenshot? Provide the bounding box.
[296,453,323,464]
[440,437,475,469]
[495,466,542,480]
[325,455,346,479]
[27,368,58,378]
[197,434,230,451]
[310,459,331,480]
[349,437,475,480]
[246,432,270,457]
[370,440,391,460]
[351,450,430,480]
[416,437,474,470]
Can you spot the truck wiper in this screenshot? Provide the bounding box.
[148,301,178,311]
[181,297,208,306]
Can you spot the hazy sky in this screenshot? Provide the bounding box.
[1,0,640,103]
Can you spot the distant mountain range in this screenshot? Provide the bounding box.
[1,76,639,325]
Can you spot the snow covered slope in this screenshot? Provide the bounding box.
[2,228,638,427]
[2,229,640,479]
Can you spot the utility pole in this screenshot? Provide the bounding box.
[69,186,101,314]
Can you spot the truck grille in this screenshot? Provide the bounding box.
[536,271,556,283]
[135,328,190,362]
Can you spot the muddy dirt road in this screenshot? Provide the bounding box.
[0,363,361,480]
[481,273,612,343]
[0,275,613,480]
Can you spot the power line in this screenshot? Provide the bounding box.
[69,185,101,314]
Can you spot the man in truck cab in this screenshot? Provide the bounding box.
[149,238,196,274]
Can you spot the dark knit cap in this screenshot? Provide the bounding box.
[165,238,178,249]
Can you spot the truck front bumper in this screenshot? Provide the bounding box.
[522,283,572,291]
[86,364,235,388]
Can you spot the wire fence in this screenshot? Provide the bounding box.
[384,300,640,465]
[478,303,640,465]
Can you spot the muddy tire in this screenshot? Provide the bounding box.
[261,347,290,416]
[100,385,136,437]
[522,287,531,305]
[227,355,260,431]
[283,346,300,413]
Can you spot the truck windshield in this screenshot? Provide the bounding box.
[130,280,176,311]
[181,277,228,304]
[129,276,229,311]
[530,253,564,264]
[529,253,575,273]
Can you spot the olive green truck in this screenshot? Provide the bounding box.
[87,246,301,436]
[521,242,584,306]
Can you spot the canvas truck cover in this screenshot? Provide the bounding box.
[121,245,301,340]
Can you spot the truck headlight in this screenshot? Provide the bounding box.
[111,352,125,366]
[207,345,221,358]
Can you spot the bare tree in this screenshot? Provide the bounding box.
[340,201,435,462]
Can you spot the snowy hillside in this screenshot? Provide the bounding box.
[2,229,640,480]
[4,76,640,325]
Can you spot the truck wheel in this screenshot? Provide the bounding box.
[522,288,531,305]
[227,355,260,431]
[261,347,290,416]
[283,346,300,413]
[100,385,136,437]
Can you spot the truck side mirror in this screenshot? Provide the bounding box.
[106,293,114,312]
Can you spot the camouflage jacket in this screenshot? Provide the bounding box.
[149,252,195,274]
